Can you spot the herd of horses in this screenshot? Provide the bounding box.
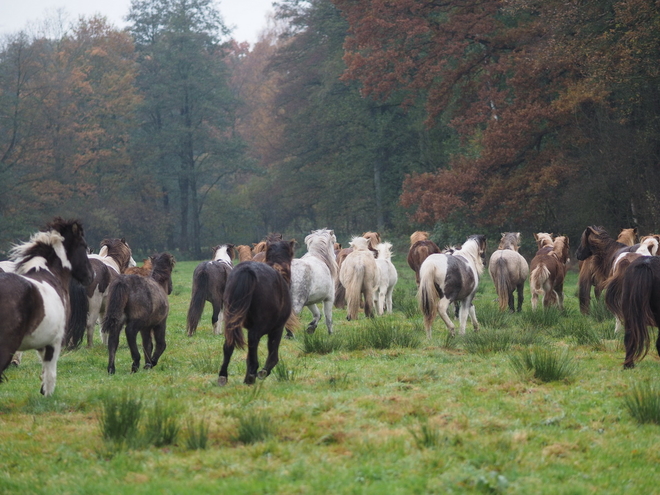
[3,218,660,396]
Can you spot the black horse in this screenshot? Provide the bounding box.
[218,239,296,385]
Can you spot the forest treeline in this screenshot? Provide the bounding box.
[1,0,659,257]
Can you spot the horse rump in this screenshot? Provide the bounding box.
[186,267,210,336]
[223,266,259,350]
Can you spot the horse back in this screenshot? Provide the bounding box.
[407,240,441,271]
[110,275,169,324]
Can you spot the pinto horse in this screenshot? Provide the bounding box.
[104,252,175,375]
[288,229,338,336]
[407,231,442,286]
[418,235,487,337]
[218,239,296,385]
[186,244,235,336]
[530,235,570,310]
[578,227,638,314]
[0,218,93,395]
[339,236,380,321]
[489,232,529,312]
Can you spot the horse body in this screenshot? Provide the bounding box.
[418,235,487,337]
[489,232,529,312]
[236,245,253,262]
[530,235,569,310]
[339,236,380,321]
[335,232,380,308]
[289,229,338,335]
[0,219,93,395]
[186,244,235,336]
[219,240,295,385]
[375,242,398,315]
[407,231,442,286]
[104,253,175,374]
[578,227,638,314]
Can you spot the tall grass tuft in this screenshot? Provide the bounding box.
[189,344,220,374]
[233,411,274,444]
[393,287,419,318]
[624,382,660,425]
[589,297,613,323]
[519,307,562,328]
[272,360,298,382]
[508,346,577,382]
[143,400,180,447]
[461,328,541,356]
[342,318,421,351]
[185,416,209,450]
[409,421,441,449]
[299,330,342,355]
[477,304,513,330]
[99,394,143,447]
[555,319,602,348]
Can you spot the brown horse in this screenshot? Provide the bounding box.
[124,257,153,276]
[530,235,569,310]
[104,252,175,375]
[407,231,442,286]
[218,239,296,385]
[489,232,529,312]
[335,231,381,308]
[578,227,638,314]
[186,244,235,336]
[236,245,254,262]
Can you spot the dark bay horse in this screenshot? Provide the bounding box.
[530,235,570,310]
[104,253,176,374]
[578,227,638,314]
[407,231,442,286]
[0,218,93,395]
[186,244,235,336]
[218,239,296,385]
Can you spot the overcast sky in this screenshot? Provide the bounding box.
[0,0,275,44]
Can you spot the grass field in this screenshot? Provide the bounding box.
[1,254,660,494]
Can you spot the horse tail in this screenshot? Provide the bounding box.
[492,257,513,312]
[418,258,442,329]
[530,265,550,297]
[344,263,365,320]
[621,258,657,368]
[334,281,346,309]
[223,268,258,350]
[604,260,634,321]
[578,260,593,314]
[102,279,129,338]
[65,278,89,349]
[186,267,209,336]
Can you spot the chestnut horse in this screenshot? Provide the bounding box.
[578,227,638,314]
[124,257,153,276]
[407,231,442,286]
[530,235,570,310]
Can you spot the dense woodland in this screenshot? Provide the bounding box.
[1,0,659,257]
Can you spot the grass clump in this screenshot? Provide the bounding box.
[588,297,613,323]
[624,382,660,425]
[409,421,441,449]
[143,401,180,447]
[189,344,220,374]
[185,416,210,450]
[233,411,274,444]
[99,394,143,447]
[461,327,541,356]
[519,307,562,328]
[477,304,513,330]
[508,346,577,383]
[272,360,298,382]
[555,319,602,348]
[343,318,421,351]
[299,330,342,355]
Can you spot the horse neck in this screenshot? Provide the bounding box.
[270,262,292,285]
[307,241,338,278]
[456,242,484,275]
[213,247,232,264]
[552,239,568,261]
[90,253,121,274]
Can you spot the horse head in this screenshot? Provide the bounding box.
[410,231,429,245]
[100,237,134,272]
[212,244,235,264]
[349,236,370,252]
[534,232,554,250]
[266,239,296,284]
[617,227,639,246]
[49,218,94,286]
[553,236,570,263]
[499,232,521,251]
[575,226,609,261]
[376,242,393,260]
[150,252,176,294]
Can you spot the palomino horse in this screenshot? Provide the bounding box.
[533,232,554,249]
[604,235,660,333]
[104,252,176,374]
[488,232,529,312]
[219,239,296,385]
[530,235,570,310]
[339,236,380,321]
[418,235,487,337]
[67,238,135,348]
[186,244,235,336]
[375,242,398,315]
[619,256,660,368]
[578,227,638,314]
[407,231,442,286]
[335,231,381,308]
[0,218,93,395]
[288,228,339,336]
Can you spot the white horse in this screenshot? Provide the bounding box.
[418,235,487,337]
[488,232,529,312]
[339,236,379,321]
[288,228,339,335]
[374,242,398,315]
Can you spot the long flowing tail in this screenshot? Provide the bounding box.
[418,260,442,330]
[578,260,593,314]
[621,258,657,368]
[186,268,209,336]
[343,264,365,320]
[604,259,636,322]
[223,268,257,349]
[65,279,90,349]
[530,265,550,297]
[102,279,129,338]
[492,257,513,311]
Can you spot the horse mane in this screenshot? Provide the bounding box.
[410,231,429,245]
[305,229,339,280]
[10,229,68,275]
[349,236,371,252]
[551,236,570,262]
[266,240,296,285]
[534,232,554,249]
[617,228,638,246]
[100,238,133,271]
[455,235,487,275]
[498,232,521,251]
[376,242,393,260]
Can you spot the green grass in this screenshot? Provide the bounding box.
[2,260,660,493]
[624,381,660,425]
[508,346,578,382]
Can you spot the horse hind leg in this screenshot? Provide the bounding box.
[258,327,284,380]
[218,342,235,386]
[125,321,143,373]
[37,344,61,396]
[516,283,524,312]
[244,334,261,385]
[211,300,224,336]
[145,322,167,369]
[306,304,321,334]
[323,299,334,334]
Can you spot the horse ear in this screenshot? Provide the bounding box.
[289,239,297,252]
[533,233,539,241]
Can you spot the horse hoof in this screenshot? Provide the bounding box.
[245,375,256,385]
[285,332,295,340]
[346,315,351,321]
[144,363,152,370]
[306,326,316,334]
[257,370,268,380]
[218,376,228,386]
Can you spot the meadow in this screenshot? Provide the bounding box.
[1,254,660,494]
